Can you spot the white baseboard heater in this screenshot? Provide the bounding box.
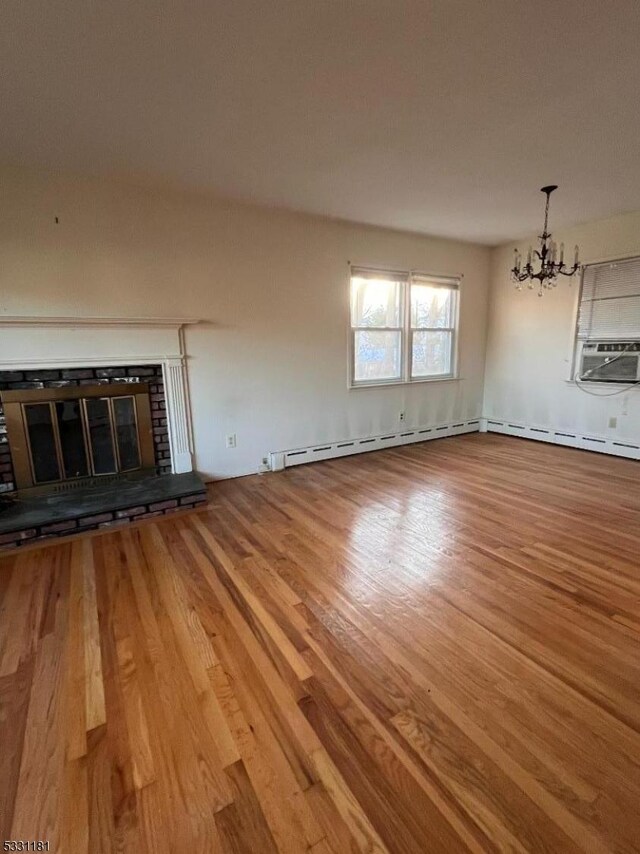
[269,416,640,473]
[270,418,481,471]
[482,418,640,461]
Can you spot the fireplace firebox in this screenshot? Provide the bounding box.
[1,383,155,495]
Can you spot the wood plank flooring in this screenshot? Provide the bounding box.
[1,433,640,853]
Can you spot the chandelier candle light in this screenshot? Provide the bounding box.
[511,185,580,296]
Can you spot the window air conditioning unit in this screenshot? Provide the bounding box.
[580,341,640,383]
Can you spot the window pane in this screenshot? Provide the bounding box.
[354,330,402,382]
[24,403,61,483]
[85,398,117,475]
[351,276,402,327]
[411,285,453,328]
[412,330,452,377]
[55,399,89,479]
[113,397,141,471]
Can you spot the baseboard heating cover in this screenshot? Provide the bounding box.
[482,417,640,461]
[269,419,482,471]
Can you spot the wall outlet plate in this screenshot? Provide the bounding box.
[608,417,617,428]
[226,433,237,448]
[399,411,405,422]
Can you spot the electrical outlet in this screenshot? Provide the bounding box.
[399,411,405,422]
[225,433,237,448]
[608,416,617,429]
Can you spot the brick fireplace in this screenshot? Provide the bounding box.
[0,364,170,495]
[0,316,205,548]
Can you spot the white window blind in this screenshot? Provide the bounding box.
[577,257,640,340]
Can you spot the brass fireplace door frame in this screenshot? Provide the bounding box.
[1,383,156,494]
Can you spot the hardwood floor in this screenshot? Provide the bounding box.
[1,433,639,853]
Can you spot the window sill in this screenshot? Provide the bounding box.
[349,375,461,390]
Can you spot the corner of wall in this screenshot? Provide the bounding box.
[480,242,509,417]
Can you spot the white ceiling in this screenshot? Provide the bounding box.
[1,0,639,245]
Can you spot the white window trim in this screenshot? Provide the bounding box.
[348,266,461,389]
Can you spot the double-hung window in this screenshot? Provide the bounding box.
[350,266,459,387]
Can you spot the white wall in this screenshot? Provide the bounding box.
[484,209,640,442]
[0,165,491,479]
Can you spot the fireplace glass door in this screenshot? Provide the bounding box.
[2,383,155,494]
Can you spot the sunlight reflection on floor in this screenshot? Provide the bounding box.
[344,484,458,604]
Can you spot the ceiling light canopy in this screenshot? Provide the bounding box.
[511,186,581,296]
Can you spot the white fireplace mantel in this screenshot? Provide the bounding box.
[0,315,201,475]
[0,315,200,366]
[0,315,200,327]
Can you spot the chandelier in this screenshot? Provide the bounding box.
[511,185,580,295]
